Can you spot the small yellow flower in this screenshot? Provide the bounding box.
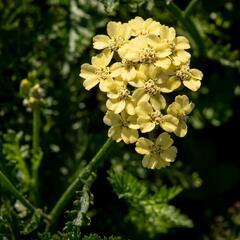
[128,16,161,36]
[103,111,139,144]
[130,64,181,110]
[170,65,203,91]
[167,95,194,137]
[135,101,179,133]
[160,25,191,66]
[93,21,131,52]
[101,77,135,115]
[135,132,177,169]
[118,35,171,70]
[107,60,138,82]
[80,49,117,90]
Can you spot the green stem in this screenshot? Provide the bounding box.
[0,170,35,213]
[184,0,200,17]
[33,107,40,156]
[0,171,51,221]
[165,2,205,56]
[32,107,41,206]
[47,138,113,230]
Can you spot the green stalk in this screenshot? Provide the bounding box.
[0,170,35,213]
[31,106,41,206]
[33,107,40,156]
[47,138,113,230]
[0,170,51,222]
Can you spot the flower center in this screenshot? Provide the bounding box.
[144,79,160,96]
[149,110,162,124]
[176,66,191,81]
[109,37,125,51]
[119,87,130,100]
[151,145,162,155]
[95,67,110,80]
[139,46,157,63]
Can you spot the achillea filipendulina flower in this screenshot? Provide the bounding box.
[80,49,114,90]
[159,25,191,66]
[167,95,194,137]
[135,101,179,133]
[103,111,139,144]
[118,35,171,69]
[80,17,203,169]
[135,132,177,169]
[128,16,161,36]
[102,77,135,115]
[93,22,131,52]
[170,64,203,91]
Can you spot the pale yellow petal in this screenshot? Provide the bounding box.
[132,88,149,103]
[108,126,122,142]
[155,156,171,169]
[128,70,145,87]
[154,58,171,70]
[125,101,135,115]
[121,128,139,144]
[99,78,114,93]
[93,35,110,49]
[83,77,99,90]
[91,49,113,67]
[160,26,176,41]
[167,102,180,117]
[147,20,161,35]
[121,66,137,81]
[107,21,121,38]
[106,99,126,114]
[160,76,181,93]
[110,62,123,77]
[160,146,177,162]
[103,111,121,126]
[138,117,155,133]
[120,23,131,40]
[80,64,96,79]
[175,36,190,50]
[174,120,188,137]
[173,50,191,65]
[183,79,201,91]
[135,101,153,116]
[155,132,173,150]
[155,42,171,58]
[142,155,158,169]
[190,69,203,80]
[99,77,116,92]
[175,95,189,108]
[160,114,179,132]
[135,137,153,155]
[150,94,166,110]
[127,115,140,129]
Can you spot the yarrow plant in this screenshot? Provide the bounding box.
[80,16,203,169]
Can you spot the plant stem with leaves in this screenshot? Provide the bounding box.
[31,106,42,206]
[0,170,50,222]
[47,138,113,230]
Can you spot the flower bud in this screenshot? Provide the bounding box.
[20,79,31,97]
[30,84,44,99]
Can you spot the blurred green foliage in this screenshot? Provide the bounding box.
[0,0,240,239]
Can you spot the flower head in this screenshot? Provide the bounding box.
[167,95,194,137]
[80,17,203,169]
[103,111,139,144]
[93,22,131,52]
[135,133,177,169]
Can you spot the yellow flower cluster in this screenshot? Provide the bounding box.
[80,17,203,169]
